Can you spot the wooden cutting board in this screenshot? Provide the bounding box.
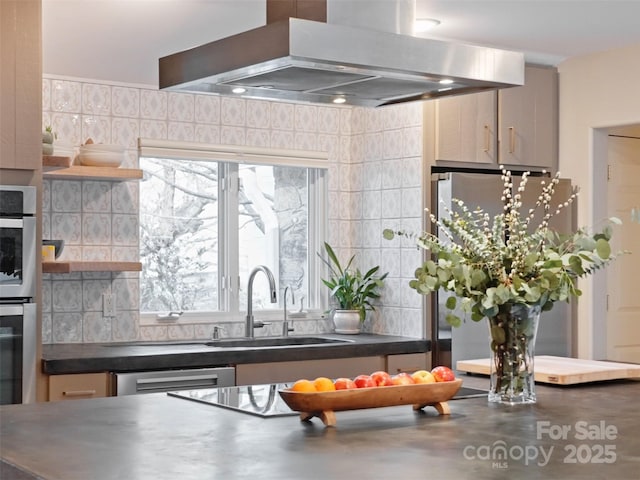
[456,355,640,385]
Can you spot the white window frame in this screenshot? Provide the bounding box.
[138,139,329,326]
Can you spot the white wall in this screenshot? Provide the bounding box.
[558,42,640,358]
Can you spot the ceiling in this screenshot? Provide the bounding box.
[43,0,640,88]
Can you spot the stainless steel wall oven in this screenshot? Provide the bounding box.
[0,185,37,404]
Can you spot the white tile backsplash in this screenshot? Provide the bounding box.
[220,97,246,126]
[82,213,112,245]
[194,124,221,144]
[140,89,167,120]
[194,95,220,124]
[112,310,139,341]
[42,78,51,111]
[82,181,111,213]
[112,214,138,246]
[270,103,294,130]
[50,112,82,144]
[43,74,424,343]
[246,99,270,128]
[52,281,83,312]
[51,180,82,212]
[112,117,140,147]
[82,114,112,144]
[52,80,81,112]
[51,213,82,244]
[112,86,139,118]
[168,92,194,122]
[83,312,112,343]
[53,313,83,343]
[82,83,111,116]
[167,121,195,142]
[140,119,167,139]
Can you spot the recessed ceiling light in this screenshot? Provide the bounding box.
[232,87,246,94]
[439,79,454,85]
[415,18,441,33]
[332,97,347,104]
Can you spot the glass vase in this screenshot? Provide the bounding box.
[487,302,541,404]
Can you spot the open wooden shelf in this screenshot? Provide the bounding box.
[43,156,142,181]
[42,261,142,273]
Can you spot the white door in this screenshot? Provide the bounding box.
[606,134,640,363]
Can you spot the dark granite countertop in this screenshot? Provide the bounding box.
[41,334,430,374]
[2,377,639,480]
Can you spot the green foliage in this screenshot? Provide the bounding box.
[319,242,388,321]
[384,168,626,327]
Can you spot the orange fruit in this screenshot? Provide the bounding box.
[291,379,316,392]
[313,376,336,392]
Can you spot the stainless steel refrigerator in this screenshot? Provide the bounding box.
[430,172,574,368]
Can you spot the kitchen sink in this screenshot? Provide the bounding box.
[105,336,353,348]
[205,336,354,348]
[105,341,209,347]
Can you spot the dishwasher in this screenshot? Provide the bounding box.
[113,367,235,395]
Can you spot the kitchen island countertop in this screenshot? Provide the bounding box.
[1,377,639,480]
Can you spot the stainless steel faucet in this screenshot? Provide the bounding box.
[282,286,295,337]
[245,265,278,338]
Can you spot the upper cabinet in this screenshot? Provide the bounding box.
[431,65,558,170]
[435,90,497,165]
[0,0,42,170]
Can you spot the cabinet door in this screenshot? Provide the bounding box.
[0,0,41,170]
[235,356,385,386]
[498,66,557,169]
[435,91,497,164]
[386,353,430,374]
[48,373,112,401]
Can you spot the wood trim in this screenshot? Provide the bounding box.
[43,165,143,180]
[43,261,142,273]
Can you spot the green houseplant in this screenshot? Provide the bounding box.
[320,242,388,333]
[384,167,623,404]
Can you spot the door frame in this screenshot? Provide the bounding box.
[591,127,609,360]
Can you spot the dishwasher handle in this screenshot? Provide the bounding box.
[135,374,222,393]
[115,367,235,395]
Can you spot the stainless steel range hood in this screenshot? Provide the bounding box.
[159,5,524,107]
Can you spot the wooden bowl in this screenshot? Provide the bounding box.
[279,379,462,426]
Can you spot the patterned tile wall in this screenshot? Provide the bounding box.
[42,75,425,343]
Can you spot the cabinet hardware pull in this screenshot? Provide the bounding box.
[483,125,490,152]
[63,389,97,397]
[509,126,515,154]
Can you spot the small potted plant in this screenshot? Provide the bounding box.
[319,242,388,334]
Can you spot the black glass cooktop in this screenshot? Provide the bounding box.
[168,383,298,418]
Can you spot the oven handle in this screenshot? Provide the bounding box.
[0,304,26,316]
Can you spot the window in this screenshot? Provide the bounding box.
[138,140,327,322]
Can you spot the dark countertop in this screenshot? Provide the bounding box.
[2,377,639,480]
[41,334,430,374]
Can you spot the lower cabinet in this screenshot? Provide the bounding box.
[386,353,430,374]
[235,356,386,385]
[48,373,112,401]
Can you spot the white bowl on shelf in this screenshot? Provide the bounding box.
[78,144,125,167]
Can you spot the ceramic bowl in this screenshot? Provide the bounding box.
[78,144,125,167]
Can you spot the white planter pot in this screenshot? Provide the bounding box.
[333,310,361,334]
